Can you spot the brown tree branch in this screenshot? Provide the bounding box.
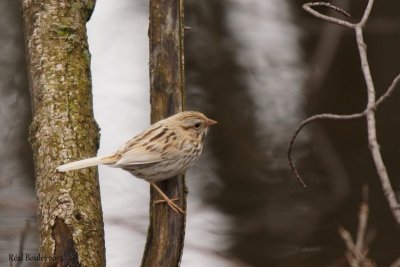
[22,0,105,266]
[288,0,400,224]
[141,0,187,266]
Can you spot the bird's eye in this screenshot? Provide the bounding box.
[194,122,201,129]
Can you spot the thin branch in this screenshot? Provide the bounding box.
[302,2,354,28]
[359,0,374,26]
[375,73,400,107]
[355,185,369,263]
[338,227,359,267]
[288,112,365,188]
[288,73,400,188]
[338,226,356,252]
[292,0,400,224]
[303,0,350,96]
[354,1,400,223]
[307,2,351,17]
[288,71,400,188]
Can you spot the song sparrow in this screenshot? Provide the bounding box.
[57,111,217,213]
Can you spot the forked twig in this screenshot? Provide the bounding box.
[338,185,373,267]
[289,0,400,224]
[288,73,400,188]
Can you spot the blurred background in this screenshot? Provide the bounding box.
[1,0,400,266]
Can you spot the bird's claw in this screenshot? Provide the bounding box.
[153,198,185,214]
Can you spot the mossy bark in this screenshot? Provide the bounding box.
[141,0,186,266]
[22,1,105,266]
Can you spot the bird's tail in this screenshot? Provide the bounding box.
[56,154,117,172]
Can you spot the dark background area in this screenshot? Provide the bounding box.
[185,0,400,266]
[0,0,399,266]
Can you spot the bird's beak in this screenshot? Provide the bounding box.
[205,118,217,127]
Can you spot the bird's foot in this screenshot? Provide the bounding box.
[153,198,184,214]
[153,197,180,204]
[150,182,185,214]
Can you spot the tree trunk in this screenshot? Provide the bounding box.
[22,1,105,266]
[141,0,186,266]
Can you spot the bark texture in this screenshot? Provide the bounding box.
[22,1,105,266]
[141,0,186,266]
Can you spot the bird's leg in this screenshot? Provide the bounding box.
[149,182,185,214]
[153,198,180,204]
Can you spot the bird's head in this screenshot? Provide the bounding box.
[169,111,217,141]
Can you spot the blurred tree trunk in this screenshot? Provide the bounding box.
[22,1,105,266]
[141,0,186,266]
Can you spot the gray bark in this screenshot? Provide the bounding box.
[22,0,105,266]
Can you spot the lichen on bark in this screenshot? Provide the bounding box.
[22,0,105,266]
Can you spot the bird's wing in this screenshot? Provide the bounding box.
[116,146,162,165]
[115,122,183,166]
[116,143,181,166]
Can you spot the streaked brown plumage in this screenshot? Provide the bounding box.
[57,111,217,213]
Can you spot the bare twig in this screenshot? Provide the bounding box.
[375,73,400,107]
[338,226,356,252]
[288,112,365,188]
[338,227,359,267]
[338,186,374,267]
[288,72,400,188]
[359,0,374,26]
[354,0,400,224]
[290,0,400,224]
[355,185,369,258]
[306,2,351,18]
[302,2,354,28]
[304,0,350,96]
